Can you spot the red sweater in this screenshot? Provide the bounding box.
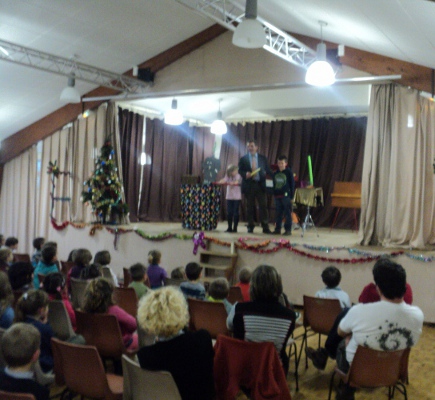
[358,282,413,304]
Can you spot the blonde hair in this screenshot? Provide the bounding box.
[226,165,238,177]
[83,278,114,313]
[0,248,12,264]
[148,250,161,265]
[137,287,189,338]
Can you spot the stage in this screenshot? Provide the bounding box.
[48,221,435,322]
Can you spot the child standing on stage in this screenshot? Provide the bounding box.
[146,250,167,289]
[272,155,295,236]
[218,164,242,233]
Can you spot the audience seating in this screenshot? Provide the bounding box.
[102,266,116,286]
[214,334,291,400]
[328,346,410,400]
[51,338,123,400]
[60,261,74,276]
[48,300,75,341]
[70,278,89,310]
[228,286,244,304]
[0,391,35,400]
[113,287,138,317]
[187,298,230,339]
[123,267,131,288]
[300,295,342,368]
[13,253,31,263]
[122,354,182,400]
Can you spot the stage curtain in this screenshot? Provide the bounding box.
[191,125,216,179]
[359,84,435,248]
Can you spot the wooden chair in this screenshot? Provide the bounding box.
[13,253,31,263]
[123,267,132,288]
[48,300,75,341]
[299,295,342,368]
[328,346,410,400]
[187,298,230,339]
[60,260,74,276]
[122,354,182,400]
[0,391,35,400]
[113,287,138,317]
[228,286,244,304]
[51,338,123,400]
[70,277,89,310]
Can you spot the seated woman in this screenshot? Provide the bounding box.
[227,264,297,374]
[83,277,138,350]
[137,287,215,400]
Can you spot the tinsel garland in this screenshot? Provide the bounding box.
[134,230,175,241]
[51,218,69,231]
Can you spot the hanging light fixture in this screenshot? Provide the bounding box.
[210,99,227,135]
[305,21,336,87]
[164,99,183,125]
[60,73,81,103]
[232,0,266,49]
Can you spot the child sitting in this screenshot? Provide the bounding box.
[180,262,206,300]
[33,245,59,288]
[79,263,102,280]
[67,248,92,292]
[0,323,50,400]
[235,267,252,302]
[315,266,351,309]
[170,266,186,280]
[0,248,13,271]
[8,261,34,291]
[146,250,167,289]
[128,263,149,300]
[207,278,232,314]
[94,250,118,286]
[31,237,45,267]
[4,237,19,252]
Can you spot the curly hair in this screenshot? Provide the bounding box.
[83,277,114,313]
[137,287,189,338]
[0,271,13,315]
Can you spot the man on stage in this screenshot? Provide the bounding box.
[238,139,272,234]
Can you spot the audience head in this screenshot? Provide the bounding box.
[130,263,146,282]
[170,266,185,280]
[321,266,341,288]
[1,323,41,368]
[0,248,13,265]
[67,249,77,262]
[42,272,65,300]
[0,234,4,246]
[15,289,49,321]
[5,237,18,250]
[209,278,229,300]
[83,277,114,313]
[32,237,45,251]
[372,258,407,300]
[41,244,57,264]
[94,250,111,266]
[73,248,92,268]
[238,267,252,284]
[137,286,189,338]
[0,270,13,311]
[250,264,283,302]
[185,262,202,281]
[44,241,58,249]
[7,261,33,290]
[80,263,102,280]
[148,250,161,265]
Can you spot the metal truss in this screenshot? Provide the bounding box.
[176,0,317,69]
[0,39,149,93]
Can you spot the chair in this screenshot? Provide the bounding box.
[60,260,74,276]
[228,286,244,304]
[13,253,31,263]
[187,298,230,339]
[113,287,138,317]
[48,300,75,341]
[300,295,342,368]
[70,277,89,309]
[123,267,132,288]
[51,338,123,400]
[328,346,410,400]
[214,335,291,400]
[0,391,35,400]
[122,354,182,400]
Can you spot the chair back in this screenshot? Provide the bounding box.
[60,261,75,276]
[50,335,65,386]
[123,267,131,288]
[13,253,31,263]
[303,295,342,334]
[75,310,126,358]
[113,287,138,317]
[187,298,229,339]
[347,346,407,388]
[48,300,75,341]
[164,277,186,287]
[122,355,181,400]
[228,286,244,304]
[51,338,122,399]
[0,391,35,400]
[102,266,115,285]
[70,278,89,310]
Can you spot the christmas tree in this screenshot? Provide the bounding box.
[82,141,128,223]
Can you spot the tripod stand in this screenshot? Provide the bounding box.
[301,206,319,237]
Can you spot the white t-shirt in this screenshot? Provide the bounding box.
[339,300,424,364]
[315,287,351,309]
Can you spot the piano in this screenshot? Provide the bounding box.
[330,182,361,231]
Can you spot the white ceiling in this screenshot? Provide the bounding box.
[1,0,435,142]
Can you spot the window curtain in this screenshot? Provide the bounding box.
[359,84,435,248]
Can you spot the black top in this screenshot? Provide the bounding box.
[0,369,50,400]
[137,330,215,400]
[273,167,295,198]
